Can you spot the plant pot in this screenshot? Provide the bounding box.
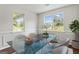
[75,31,79,41]
[43,34,49,38]
[43,32,49,38]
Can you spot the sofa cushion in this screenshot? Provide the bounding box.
[30,33,43,42]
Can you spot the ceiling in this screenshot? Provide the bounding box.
[0,4,70,13]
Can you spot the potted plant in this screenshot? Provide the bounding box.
[43,31,49,38]
[69,19,79,33]
[42,24,49,38]
[69,19,79,40]
[69,19,79,49]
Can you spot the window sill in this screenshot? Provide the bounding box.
[47,30,72,33]
[46,30,65,32]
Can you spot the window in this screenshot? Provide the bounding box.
[13,12,24,32]
[44,12,64,31]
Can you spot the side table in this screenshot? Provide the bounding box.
[0,47,16,54]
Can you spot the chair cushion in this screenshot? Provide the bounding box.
[52,46,68,54]
[54,38,70,48]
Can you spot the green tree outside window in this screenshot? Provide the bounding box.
[13,12,24,32]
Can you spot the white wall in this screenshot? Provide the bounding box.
[38,5,79,41]
[0,8,12,32]
[0,6,37,48]
[25,12,37,34]
[0,34,2,48]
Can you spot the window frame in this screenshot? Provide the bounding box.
[12,12,25,32]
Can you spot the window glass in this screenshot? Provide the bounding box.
[44,12,64,31]
[13,12,24,32]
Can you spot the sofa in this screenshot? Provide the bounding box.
[7,34,73,54]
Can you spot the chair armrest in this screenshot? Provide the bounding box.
[72,40,79,42]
